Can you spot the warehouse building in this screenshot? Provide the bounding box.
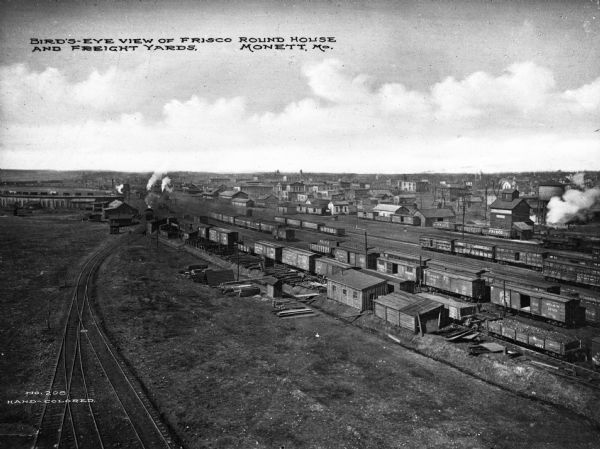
[413,208,456,227]
[327,270,387,311]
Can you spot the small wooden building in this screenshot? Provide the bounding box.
[264,276,283,298]
[375,292,445,334]
[417,292,478,321]
[327,270,387,311]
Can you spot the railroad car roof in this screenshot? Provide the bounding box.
[255,240,284,248]
[417,292,478,308]
[282,247,318,257]
[211,226,236,233]
[426,263,486,278]
[489,284,577,303]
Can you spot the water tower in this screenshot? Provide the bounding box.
[538,182,565,224]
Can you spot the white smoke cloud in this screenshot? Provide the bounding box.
[146,171,165,191]
[570,172,585,188]
[546,188,600,224]
[116,184,124,193]
[161,176,173,193]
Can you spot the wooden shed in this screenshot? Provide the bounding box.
[327,270,387,311]
[375,292,445,334]
[417,292,478,321]
[264,276,283,298]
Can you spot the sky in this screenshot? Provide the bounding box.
[0,0,599,173]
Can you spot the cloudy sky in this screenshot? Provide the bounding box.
[1,0,599,173]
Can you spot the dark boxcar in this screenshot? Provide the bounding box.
[581,299,600,325]
[544,256,600,288]
[273,227,295,241]
[419,235,454,253]
[453,239,495,260]
[495,242,546,270]
[423,266,486,301]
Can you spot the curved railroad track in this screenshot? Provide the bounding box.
[32,233,174,449]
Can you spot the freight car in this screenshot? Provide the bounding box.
[485,318,582,360]
[419,235,455,253]
[319,224,346,236]
[281,247,319,272]
[422,265,486,302]
[208,227,239,248]
[494,241,546,270]
[333,243,379,269]
[309,239,340,255]
[543,253,600,288]
[314,258,355,278]
[376,251,429,290]
[453,238,495,260]
[254,240,284,262]
[488,280,583,327]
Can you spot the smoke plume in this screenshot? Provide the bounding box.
[116,184,124,194]
[571,172,585,188]
[546,187,600,224]
[161,176,173,193]
[146,171,165,191]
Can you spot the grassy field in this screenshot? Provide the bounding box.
[95,239,600,449]
[0,214,112,447]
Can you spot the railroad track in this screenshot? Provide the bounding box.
[33,233,174,449]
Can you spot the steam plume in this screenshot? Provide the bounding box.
[161,176,173,193]
[546,187,600,224]
[571,173,585,188]
[116,184,124,194]
[146,171,165,191]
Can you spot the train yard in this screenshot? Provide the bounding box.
[179,210,600,367]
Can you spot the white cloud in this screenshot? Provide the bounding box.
[1,60,599,172]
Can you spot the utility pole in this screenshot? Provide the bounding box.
[461,193,466,238]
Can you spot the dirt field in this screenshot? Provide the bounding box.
[95,238,600,449]
[0,214,112,447]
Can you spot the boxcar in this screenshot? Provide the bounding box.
[419,235,454,253]
[273,227,295,241]
[433,221,457,231]
[486,227,515,239]
[581,299,600,325]
[485,318,581,359]
[301,220,322,230]
[453,238,495,260]
[456,224,484,235]
[197,224,212,240]
[376,251,427,284]
[208,227,238,247]
[489,282,582,326]
[259,221,276,233]
[287,218,302,227]
[543,256,600,288]
[314,258,354,277]
[423,266,486,302]
[209,211,222,222]
[282,247,319,272]
[254,240,284,262]
[274,216,287,224]
[319,225,346,236]
[495,242,546,270]
[221,214,235,225]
